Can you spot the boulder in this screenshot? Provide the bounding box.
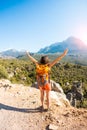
[48,124,58,130]
[50,80,63,93]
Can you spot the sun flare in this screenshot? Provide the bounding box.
[81,36,87,46]
[75,25,87,46]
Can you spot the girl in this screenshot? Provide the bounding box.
[26,49,68,111]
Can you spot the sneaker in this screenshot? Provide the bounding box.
[39,105,44,111]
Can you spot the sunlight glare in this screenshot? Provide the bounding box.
[75,25,87,46]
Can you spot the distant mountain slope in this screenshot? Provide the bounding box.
[0,49,25,58]
[0,37,87,58]
[38,36,87,54]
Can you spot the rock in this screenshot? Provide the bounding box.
[48,124,58,130]
[8,72,14,78]
[66,81,83,107]
[0,79,87,130]
[0,79,12,89]
[31,82,38,89]
[65,82,70,86]
[50,80,70,107]
[50,80,63,93]
[0,79,11,84]
[50,91,70,107]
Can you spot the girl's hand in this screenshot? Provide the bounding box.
[26,51,29,55]
[64,49,68,55]
[26,51,31,57]
[26,51,38,64]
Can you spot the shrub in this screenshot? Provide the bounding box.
[0,65,8,79]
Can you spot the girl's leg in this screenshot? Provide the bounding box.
[46,90,50,109]
[40,88,44,108]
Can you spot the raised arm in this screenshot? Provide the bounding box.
[26,51,38,65]
[49,49,68,67]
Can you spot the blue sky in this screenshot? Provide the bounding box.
[0,0,87,52]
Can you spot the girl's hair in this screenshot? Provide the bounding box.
[39,55,49,64]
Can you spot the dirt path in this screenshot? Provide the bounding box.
[0,83,87,130]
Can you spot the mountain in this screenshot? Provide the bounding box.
[0,49,25,58]
[0,37,87,58]
[38,36,87,54]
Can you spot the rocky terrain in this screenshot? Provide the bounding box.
[0,79,87,130]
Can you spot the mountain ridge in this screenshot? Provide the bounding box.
[0,49,25,58]
[38,36,87,54]
[0,36,87,58]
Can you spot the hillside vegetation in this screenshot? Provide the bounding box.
[0,58,87,108]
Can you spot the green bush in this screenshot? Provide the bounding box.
[0,65,8,79]
[81,98,87,108]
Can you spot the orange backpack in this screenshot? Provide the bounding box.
[36,64,50,86]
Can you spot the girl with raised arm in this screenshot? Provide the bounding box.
[26,49,68,111]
